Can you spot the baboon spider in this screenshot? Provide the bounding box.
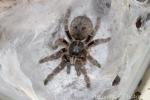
[39,9,111,88]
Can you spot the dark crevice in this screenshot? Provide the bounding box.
[106,2,111,8]
[136,16,142,29]
[136,13,150,30]
[136,0,146,2]
[112,75,121,86]
[130,91,141,100]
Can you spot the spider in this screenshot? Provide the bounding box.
[39,9,111,88]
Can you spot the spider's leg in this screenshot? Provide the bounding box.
[44,54,68,85]
[74,52,87,77]
[87,54,101,68]
[80,66,91,88]
[52,38,69,49]
[64,8,73,41]
[85,17,101,43]
[39,48,67,63]
[94,17,101,33]
[86,37,111,49]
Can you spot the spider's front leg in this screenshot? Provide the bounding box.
[64,8,73,41]
[39,48,67,63]
[85,17,101,43]
[44,54,69,85]
[80,66,91,88]
[75,59,91,88]
[86,37,111,49]
[87,54,101,68]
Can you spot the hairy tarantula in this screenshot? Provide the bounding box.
[39,9,111,88]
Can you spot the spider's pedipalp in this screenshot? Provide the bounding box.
[74,63,81,76]
[87,54,101,68]
[39,48,67,63]
[66,63,71,74]
[86,37,111,49]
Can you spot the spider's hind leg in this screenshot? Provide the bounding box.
[85,17,101,43]
[64,8,73,41]
[94,17,101,33]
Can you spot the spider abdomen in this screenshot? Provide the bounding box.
[70,16,93,40]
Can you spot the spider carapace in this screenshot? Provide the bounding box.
[39,8,111,88]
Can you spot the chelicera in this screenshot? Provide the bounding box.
[39,9,111,88]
